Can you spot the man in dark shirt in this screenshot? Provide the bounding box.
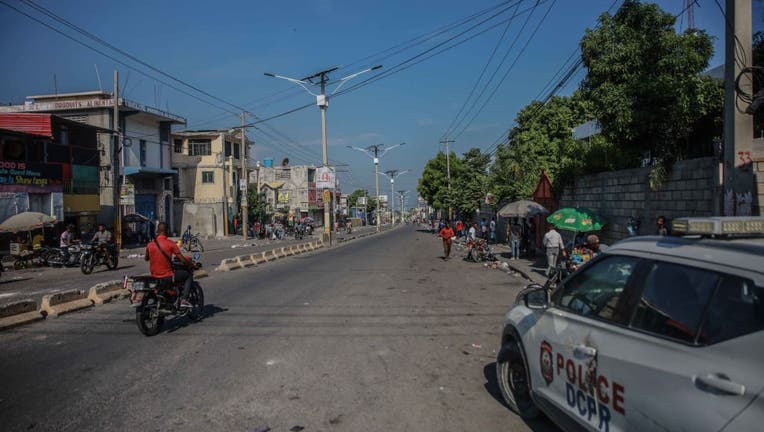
[145,222,193,308]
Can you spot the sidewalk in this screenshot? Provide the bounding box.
[452,238,548,284]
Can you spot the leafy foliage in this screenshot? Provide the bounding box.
[580,0,720,165]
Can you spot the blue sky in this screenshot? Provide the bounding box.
[1,0,761,205]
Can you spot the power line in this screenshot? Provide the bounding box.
[449,0,548,141]
[441,1,525,139]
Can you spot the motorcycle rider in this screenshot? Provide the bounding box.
[91,223,113,262]
[145,222,194,309]
[60,224,76,248]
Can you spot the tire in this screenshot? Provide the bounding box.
[80,254,94,275]
[186,283,205,322]
[136,293,164,336]
[496,338,540,419]
[13,259,24,270]
[106,254,118,270]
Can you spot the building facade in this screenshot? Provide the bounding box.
[0,114,106,233]
[0,91,186,236]
[171,130,248,237]
[251,163,324,224]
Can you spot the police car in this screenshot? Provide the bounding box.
[496,216,764,432]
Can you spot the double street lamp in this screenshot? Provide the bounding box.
[346,142,405,231]
[265,65,382,244]
[378,169,409,225]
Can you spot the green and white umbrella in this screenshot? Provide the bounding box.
[546,207,604,232]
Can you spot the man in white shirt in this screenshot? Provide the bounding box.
[468,223,477,241]
[542,225,567,276]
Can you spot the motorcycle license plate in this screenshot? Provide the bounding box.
[130,291,144,304]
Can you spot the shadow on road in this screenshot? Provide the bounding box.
[165,304,228,334]
[483,362,561,432]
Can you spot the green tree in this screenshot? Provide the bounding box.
[452,147,490,215]
[417,151,463,211]
[347,189,368,208]
[580,0,720,166]
[246,186,269,223]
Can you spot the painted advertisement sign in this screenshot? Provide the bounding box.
[0,160,63,192]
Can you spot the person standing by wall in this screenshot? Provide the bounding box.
[509,222,521,260]
[438,221,455,260]
[489,217,496,244]
[543,225,566,276]
[656,215,669,236]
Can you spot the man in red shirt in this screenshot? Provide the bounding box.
[438,221,455,260]
[145,222,194,308]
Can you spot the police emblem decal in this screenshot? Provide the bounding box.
[540,341,554,385]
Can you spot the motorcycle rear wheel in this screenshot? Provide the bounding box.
[136,293,164,336]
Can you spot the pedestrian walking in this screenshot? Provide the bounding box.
[543,225,567,276]
[489,217,496,244]
[455,220,464,240]
[509,222,521,260]
[438,221,455,260]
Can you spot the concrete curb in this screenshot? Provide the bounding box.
[217,257,242,272]
[0,299,43,330]
[87,280,127,305]
[41,289,93,318]
[236,256,255,267]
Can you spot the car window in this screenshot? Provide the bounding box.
[554,255,640,322]
[701,276,764,344]
[630,262,718,344]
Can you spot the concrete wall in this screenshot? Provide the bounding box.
[559,157,719,245]
[181,203,220,238]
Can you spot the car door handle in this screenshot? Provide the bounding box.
[693,374,746,396]
[573,344,597,359]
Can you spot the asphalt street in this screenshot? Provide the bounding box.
[0,225,559,432]
[0,226,381,306]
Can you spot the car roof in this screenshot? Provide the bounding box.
[605,235,764,276]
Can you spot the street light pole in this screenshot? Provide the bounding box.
[378,169,409,226]
[265,64,382,244]
[346,142,405,232]
[240,112,249,240]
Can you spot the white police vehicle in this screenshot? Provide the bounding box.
[496,217,764,432]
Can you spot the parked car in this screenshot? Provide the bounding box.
[496,216,764,432]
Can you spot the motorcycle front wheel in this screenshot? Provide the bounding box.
[136,293,164,336]
[80,254,95,274]
[186,283,205,322]
[106,254,118,270]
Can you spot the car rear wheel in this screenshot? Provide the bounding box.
[497,338,539,419]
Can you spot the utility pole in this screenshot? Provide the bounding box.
[440,139,454,221]
[220,133,229,236]
[346,142,405,232]
[723,0,755,216]
[240,112,249,240]
[265,64,381,245]
[112,70,122,249]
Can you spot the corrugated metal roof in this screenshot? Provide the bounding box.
[0,113,53,137]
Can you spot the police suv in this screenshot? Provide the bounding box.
[496,217,764,432]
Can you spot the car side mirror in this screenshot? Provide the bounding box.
[522,284,549,310]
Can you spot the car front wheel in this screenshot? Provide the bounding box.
[496,338,539,419]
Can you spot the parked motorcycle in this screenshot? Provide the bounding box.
[129,254,204,336]
[80,242,118,275]
[47,243,83,267]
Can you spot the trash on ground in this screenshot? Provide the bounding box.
[290,426,305,432]
[471,343,482,349]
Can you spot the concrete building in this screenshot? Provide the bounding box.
[251,163,323,224]
[172,130,248,237]
[0,91,186,236]
[0,114,108,233]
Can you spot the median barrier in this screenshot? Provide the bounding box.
[87,280,127,305]
[306,242,315,251]
[41,289,93,318]
[282,247,293,257]
[251,253,267,264]
[217,257,242,272]
[300,243,309,253]
[0,299,43,330]
[290,245,300,255]
[236,255,255,267]
[268,248,281,260]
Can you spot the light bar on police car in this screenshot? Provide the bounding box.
[672,216,764,236]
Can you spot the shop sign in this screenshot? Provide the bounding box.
[278,191,289,204]
[120,184,135,205]
[0,160,63,189]
[316,167,335,189]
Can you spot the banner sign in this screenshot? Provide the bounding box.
[278,191,289,204]
[120,184,135,206]
[0,160,63,191]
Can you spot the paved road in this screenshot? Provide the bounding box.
[0,225,559,432]
[0,225,385,306]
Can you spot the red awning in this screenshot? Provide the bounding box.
[0,113,53,138]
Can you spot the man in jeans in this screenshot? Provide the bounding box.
[489,217,497,244]
[509,222,521,260]
[543,225,567,276]
[145,222,194,308]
